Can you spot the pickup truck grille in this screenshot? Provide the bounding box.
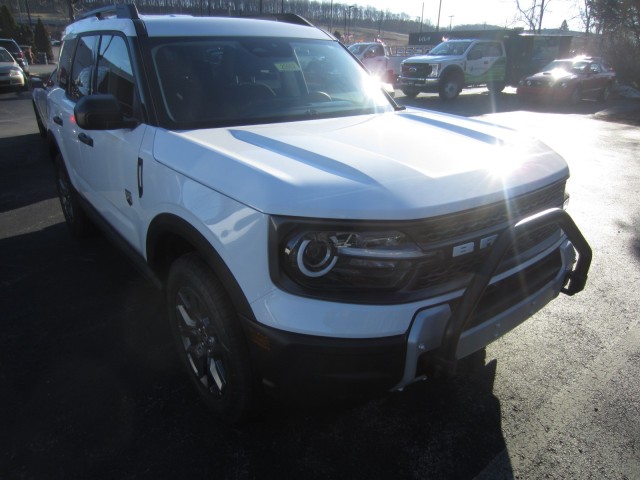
[401,63,432,77]
[406,181,566,292]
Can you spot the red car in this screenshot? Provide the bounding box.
[517,56,616,104]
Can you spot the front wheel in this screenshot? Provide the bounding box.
[487,82,506,94]
[439,73,462,100]
[167,253,258,423]
[401,87,419,99]
[569,85,582,105]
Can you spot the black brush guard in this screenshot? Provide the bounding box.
[431,207,592,377]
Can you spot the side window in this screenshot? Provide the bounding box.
[469,44,484,59]
[58,37,76,88]
[70,35,99,100]
[96,35,135,116]
[486,43,502,57]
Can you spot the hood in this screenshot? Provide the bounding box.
[407,54,462,64]
[528,70,576,82]
[153,109,568,220]
[424,54,463,63]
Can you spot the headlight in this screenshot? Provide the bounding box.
[8,68,23,77]
[558,81,568,88]
[428,64,440,77]
[275,222,441,296]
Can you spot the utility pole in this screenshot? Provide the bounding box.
[329,0,333,32]
[436,0,442,32]
[67,0,75,22]
[347,5,356,42]
[24,0,33,28]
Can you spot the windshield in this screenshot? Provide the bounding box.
[542,60,588,73]
[428,41,471,56]
[150,37,393,127]
[0,49,14,63]
[347,44,368,55]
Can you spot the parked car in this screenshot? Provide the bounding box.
[0,38,30,76]
[517,56,616,104]
[0,46,27,94]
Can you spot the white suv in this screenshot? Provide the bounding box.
[37,4,591,421]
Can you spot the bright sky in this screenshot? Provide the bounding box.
[352,0,584,31]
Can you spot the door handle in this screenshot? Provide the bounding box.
[53,115,63,126]
[78,132,94,147]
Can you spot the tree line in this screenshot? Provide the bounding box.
[2,0,639,84]
[18,0,434,36]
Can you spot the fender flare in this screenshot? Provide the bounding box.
[146,213,255,321]
[440,64,464,83]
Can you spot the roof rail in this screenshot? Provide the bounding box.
[244,13,315,27]
[77,4,140,21]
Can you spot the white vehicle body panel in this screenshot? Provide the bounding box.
[153,109,567,221]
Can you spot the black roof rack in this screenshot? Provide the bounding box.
[77,4,140,21]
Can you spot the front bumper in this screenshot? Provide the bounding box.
[0,73,26,92]
[243,209,591,401]
[398,76,441,91]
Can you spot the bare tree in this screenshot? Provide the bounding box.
[516,0,552,32]
[580,0,594,34]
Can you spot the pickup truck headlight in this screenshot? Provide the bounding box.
[8,68,23,77]
[428,64,440,77]
[272,220,440,296]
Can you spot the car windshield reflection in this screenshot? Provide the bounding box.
[151,37,393,127]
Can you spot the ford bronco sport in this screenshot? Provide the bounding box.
[36,4,591,421]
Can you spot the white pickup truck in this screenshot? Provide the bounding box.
[348,42,415,84]
[398,38,509,99]
[33,6,591,422]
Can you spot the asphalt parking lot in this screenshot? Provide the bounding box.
[1,71,639,479]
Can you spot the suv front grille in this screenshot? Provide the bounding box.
[407,181,565,245]
[404,181,566,293]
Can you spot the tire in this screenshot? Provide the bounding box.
[599,83,611,102]
[54,153,93,237]
[487,82,506,94]
[167,252,257,423]
[569,85,582,105]
[439,72,462,100]
[401,87,419,99]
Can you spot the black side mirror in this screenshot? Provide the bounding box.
[30,77,44,89]
[74,94,138,130]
